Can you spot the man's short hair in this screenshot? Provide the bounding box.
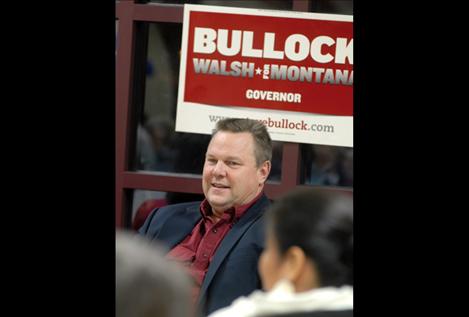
[116,231,191,317]
[213,118,272,167]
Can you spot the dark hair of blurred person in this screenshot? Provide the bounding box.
[208,188,353,317]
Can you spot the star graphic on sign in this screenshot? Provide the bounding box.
[255,67,262,75]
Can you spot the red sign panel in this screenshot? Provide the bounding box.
[182,8,353,116]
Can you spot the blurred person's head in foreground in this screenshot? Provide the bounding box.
[208,188,353,317]
[259,187,353,291]
[116,230,191,317]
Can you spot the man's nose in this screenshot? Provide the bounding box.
[212,161,227,176]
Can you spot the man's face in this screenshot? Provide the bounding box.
[202,131,270,213]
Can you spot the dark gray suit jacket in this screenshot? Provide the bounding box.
[138,194,270,316]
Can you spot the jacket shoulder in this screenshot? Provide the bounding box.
[138,201,201,236]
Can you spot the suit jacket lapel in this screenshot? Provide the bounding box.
[198,195,270,302]
[156,204,202,249]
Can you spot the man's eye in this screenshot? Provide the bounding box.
[227,161,238,166]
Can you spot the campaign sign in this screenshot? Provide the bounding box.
[176,4,353,147]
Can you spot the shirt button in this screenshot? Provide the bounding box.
[212,229,217,233]
[203,253,208,258]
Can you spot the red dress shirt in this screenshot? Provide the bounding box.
[166,192,263,304]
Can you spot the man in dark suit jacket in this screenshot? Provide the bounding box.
[139,118,273,316]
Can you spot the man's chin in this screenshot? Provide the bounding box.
[207,198,232,211]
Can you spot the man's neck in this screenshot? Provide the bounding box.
[210,190,264,221]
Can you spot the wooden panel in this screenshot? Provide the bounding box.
[133,3,183,22]
[115,0,135,227]
[281,142,300,187]
[123,172,204,194]
[292,0,310,12]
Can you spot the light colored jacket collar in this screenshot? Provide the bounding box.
[209,279,353,317]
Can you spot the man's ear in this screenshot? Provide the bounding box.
[258,160,271,184]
